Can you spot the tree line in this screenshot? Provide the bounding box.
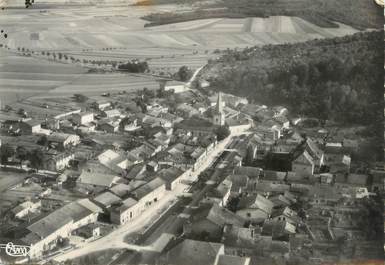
[117,60,149,73]
[0,144,44,171]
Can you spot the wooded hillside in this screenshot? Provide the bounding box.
[140,0,382,29]
[200,31,383,129]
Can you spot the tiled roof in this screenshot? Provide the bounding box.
[77,170,119,187]
[94,191,121,207]
[161,239,224,265]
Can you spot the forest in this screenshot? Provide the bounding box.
[199,31,383,133]
[140,0,382,30]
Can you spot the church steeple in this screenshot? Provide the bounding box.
[212,92,225,126]
[216,92,223,113]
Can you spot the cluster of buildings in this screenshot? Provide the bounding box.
[0,88,252,259]
[147,131,383,264]
[0,85,382,264]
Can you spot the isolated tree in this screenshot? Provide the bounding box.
[142,87,155,99]
[215,125,230,141]
[226,196,240,212]
[16,146,29,168]
[29,148,44,172]
[0,144,14,167]
[37,135,48,146]
[17,108,25,115]
[73,93,88,103]
[176,66,192,82]
[25,0,34,8]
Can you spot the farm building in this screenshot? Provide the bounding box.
[164,80,188,94]
[98,149,135,174]
[19,120,42,135]
[110,177,167,225]
[175,118,216,138]
[103,109,122,118]
[98,120,120,133]
[93,191,122,210]
[110,197,140,225]
[158,167,184,190]
[93,101,111,110]
[158,239,225,265]
[5,119,42,135]
[21,199,102,258]
[72,112,94,125]
[131,177,166,204]
[43,151,75,172]
[47,132,80,149]
[76,170,121,193]
[292,151,315,178]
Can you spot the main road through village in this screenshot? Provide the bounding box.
[111,149,238,265]
[51,129,248,264]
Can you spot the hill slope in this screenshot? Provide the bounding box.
[141,0,383,29]
[199,31,383,128]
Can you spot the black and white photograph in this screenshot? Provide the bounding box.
[0,0,383,265]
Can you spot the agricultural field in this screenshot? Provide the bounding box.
[0,6,359,52]
[0,48,160,104]
[46,73,160,96]
[0,3,364,104]
[0,49,87,103]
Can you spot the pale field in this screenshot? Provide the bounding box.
[0,5,359,52]
[0,3,361,103]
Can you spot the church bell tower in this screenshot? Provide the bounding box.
[212,92,225,126]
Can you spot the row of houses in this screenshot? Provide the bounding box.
[109,167,189,225]
[20,199,102,258]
